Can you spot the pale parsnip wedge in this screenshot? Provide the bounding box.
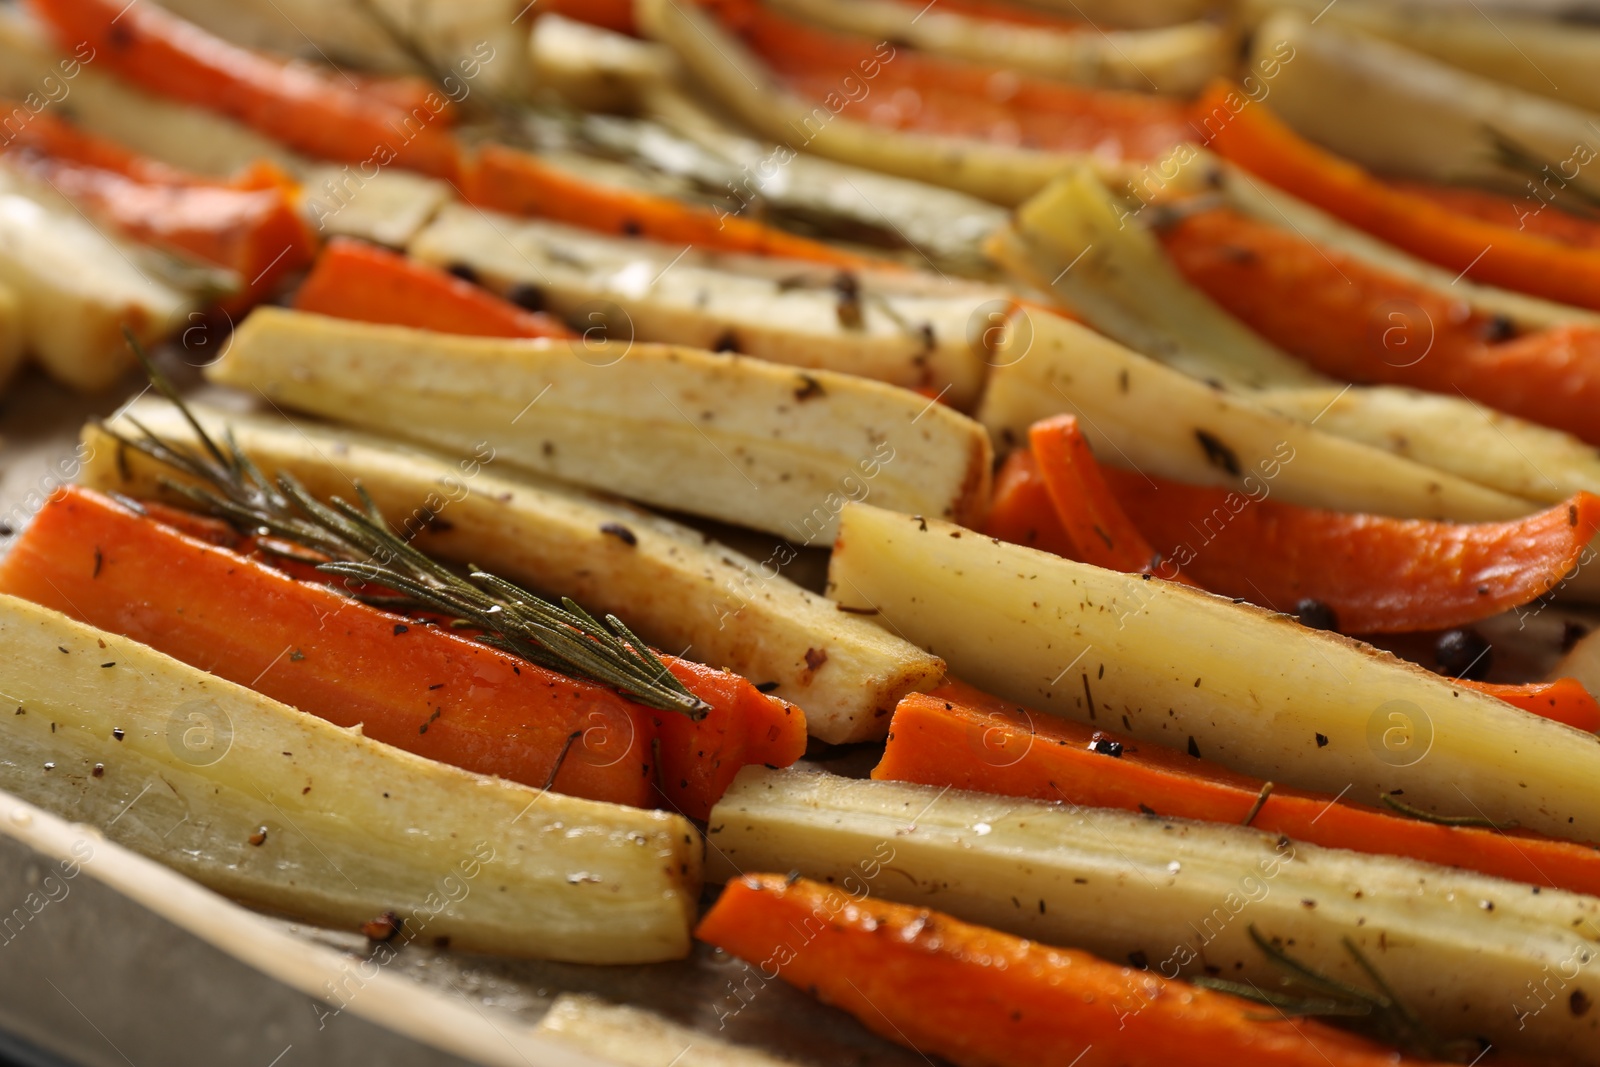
[0,594,701,962]
[531,14,679,114]
[636,0,1087,206]
[407,204,997,407]
[0,168,193,391]
[80,400,944,745]
[1244,0,1600,113]
[300,165,451,249]
[643,89,1011,279]
[1259,385,1600,506]
[975,297,1528,521]
[707,766,1600,1066]
[0,9,302,178]
[1013,160,1600,361]
[0,281,24,389]
[1556,629,1600,702]
[536,995,800,1067]
[826,503,1600,840]
[996,167,1600,522]
[152,0,533,99]
[765,0,1233,95]
[1249,12,1600,197]
[207,308,992,543]
[1004,166,1325,390]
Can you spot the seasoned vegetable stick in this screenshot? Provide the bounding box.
[827,502,1600,841]
[974,301,1529,522]
[1247,12,1600,195]
[637,0,1102,206]
[407,205,998,407]
[0,594,702,962]
[764,0,1234,95]
[700,873,1455,1067]
[81,401,946,744]
[206,308,992,543]
[0,167,194,390]
[708,768,1600,1065]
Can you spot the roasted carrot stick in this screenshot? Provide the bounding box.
[293,239,573,340]
[207,504,803,823]
[1196,81,1600,311]
[465,145,884,268]
[1156,206,1600,445]
[0,486,655,806]
[650,663,807,821]
[1454,677,1600,733]
[1028,415,1190,580]
[698,0,1190,158]
[1,108,315,298]
[697,874,1448,1067]
[876,685,1600,894]
[12,155,314,299]
[985,448,1078,559]
[28,0,461,180]
[1099,455,1600,634]
[1386,178,1600,252]
[1004,428,1600,635]
[0,487,804,814]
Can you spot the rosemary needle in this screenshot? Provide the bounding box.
[104,329,709,719]
[1378,793,1516,830]
[1194,925,1477,1062]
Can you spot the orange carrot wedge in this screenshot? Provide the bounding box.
[875,685,1600,895]
[0,487,805,814]
[1156,205,1600,446]
[293,238,574,339]
[697,874,1449,1067]
[1,108,315,299]
[241,524,803,821]
[0,486,657,806]
[985,448,1078,559]
[1028,414,1190,580]
[1101,465,1600,633]
[12,155,314,299]
[466,145,883,268]
[28,0,461,180]
[1454,677,1600,733]
[1197,81,1600,311]
[650,663,807,821]
[1387,178,1600,251]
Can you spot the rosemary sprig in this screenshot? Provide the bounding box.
[104,331,709,719]
[1193,925,1483,1062]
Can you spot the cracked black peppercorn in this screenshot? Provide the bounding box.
[1436,629,1492,680]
